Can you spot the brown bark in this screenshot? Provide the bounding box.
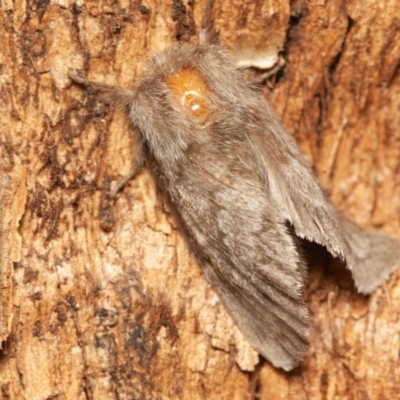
[1,0,399,399]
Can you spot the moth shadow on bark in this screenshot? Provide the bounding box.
[301,239,358,297]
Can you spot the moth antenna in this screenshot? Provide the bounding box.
[199,0,218,45]
[69,71,135,110]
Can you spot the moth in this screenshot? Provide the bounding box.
[70,0,400,370]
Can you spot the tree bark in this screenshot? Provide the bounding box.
[1,0,399,399]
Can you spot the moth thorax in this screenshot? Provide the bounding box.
[165,67,210,124]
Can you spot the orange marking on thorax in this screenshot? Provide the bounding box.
[165,68,210,124]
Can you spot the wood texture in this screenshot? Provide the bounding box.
[0,0,399,398]
[0,166,27,345]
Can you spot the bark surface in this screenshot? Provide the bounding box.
[0,0,399,399]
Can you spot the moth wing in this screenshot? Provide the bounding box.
[171,169,310,371]
[198,241,310,371]
[336,215,400,293]
[247,110,400,293]
[247,115,346,256]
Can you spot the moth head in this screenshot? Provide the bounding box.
[128,45,226,162]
